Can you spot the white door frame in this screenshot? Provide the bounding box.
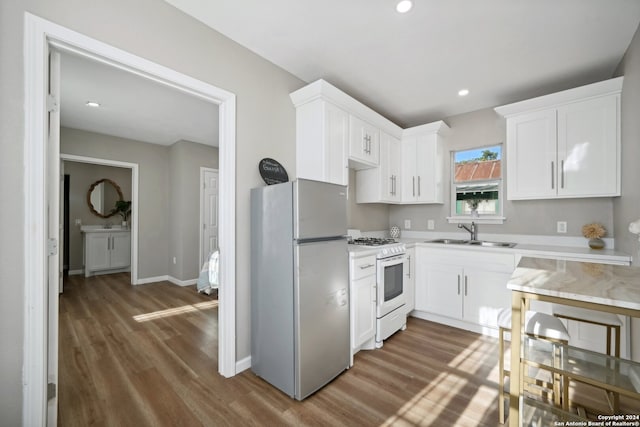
[199,167,219,267]
[23,13,237,426]
[60,154,139,284]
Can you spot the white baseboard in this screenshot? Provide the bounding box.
[167,276,198,287]
[134,275,198,286]
[136,275,169,285]
[410,310,499,339]
[68,269,83,276]
[236,355,251,373]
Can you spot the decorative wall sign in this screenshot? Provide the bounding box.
[258,158,289,185]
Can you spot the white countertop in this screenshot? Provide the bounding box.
[80,225,129,233]
[348,231,632,264]
[507,256,640,311]
[400,239,631,265]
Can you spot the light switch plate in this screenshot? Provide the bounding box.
[404,219,411,229]
[427,220,435,230]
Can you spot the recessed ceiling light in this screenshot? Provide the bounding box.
[458,89,470,97]
[85,101,101,108]
[396,0,413,13]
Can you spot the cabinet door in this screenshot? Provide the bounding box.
[557,95,619,197]
[423,263,463,319]
[349,115,379,167]
[325,102,349,186]
[86,234,110,271]
[462,268,512,328]
[400,137,418,202]
[387,135,402,202]
[404,248,415,314]
[294,99,348,186]
[506,109,557,200]
[415,134,443,203]
[352,275,376,349]
[109,232,131,269]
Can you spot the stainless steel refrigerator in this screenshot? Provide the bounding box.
[250,179,350,400]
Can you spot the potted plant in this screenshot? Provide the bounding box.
[582,222,606,249]
[115,200,131,228]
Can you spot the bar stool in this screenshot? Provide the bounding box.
[552,306,622,413]
[498,308,570,424]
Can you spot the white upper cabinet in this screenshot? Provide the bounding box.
[291,97,349,186]
[496,77,622,200]
[356,132,401,203]
[290,79,402,187]
[400,122,449,204]
[349,115,379,168]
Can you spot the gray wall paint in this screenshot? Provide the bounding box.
[63,161,132,272]
[613,24,640,360]
[63,131,219,281]
[62,127,171,279]
[1,1,302,420]
[347,169,390,231]
[169,140,218,281]
[389,108,615,238]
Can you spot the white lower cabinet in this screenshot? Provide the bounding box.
[84,230,131,277]
[404,247,415,315]
[349,252,377,365]
[414,247,515,332]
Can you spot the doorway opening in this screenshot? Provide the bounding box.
[60,154,138,285]
[24,13,237,426]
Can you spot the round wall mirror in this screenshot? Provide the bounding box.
[87,178,124,218]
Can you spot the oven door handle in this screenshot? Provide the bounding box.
[379,255,406,263]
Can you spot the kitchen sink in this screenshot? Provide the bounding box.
[426,238,470,244]
[468,240,517,248]
[425,239,516,248]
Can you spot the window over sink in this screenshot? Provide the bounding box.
[448,144,505,224]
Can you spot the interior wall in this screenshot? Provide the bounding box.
[347,168,390,232]
[168,140,218,281]
[1,2,303,421]
[61,127,170,279]
[63,161,132,272]
[613,23,640,361]
[389,107,615,239]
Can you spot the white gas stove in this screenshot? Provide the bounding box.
[348,235,408,347]
[349,237,406,259]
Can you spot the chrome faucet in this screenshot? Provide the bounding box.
[458,222,477,241]
[104,221,113,229]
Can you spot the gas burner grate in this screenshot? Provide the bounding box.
[350,237,397,246]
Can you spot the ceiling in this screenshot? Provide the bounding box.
[60,51,219,147]
[164,0,640,127]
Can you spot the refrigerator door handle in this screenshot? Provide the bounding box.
[296,236,349,245]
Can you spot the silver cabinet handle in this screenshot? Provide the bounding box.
[406,255,411,278]
[360,264,375,270]
[464,276,468,296]
[418,176,421,196]
[561,159,565,189]
[551,161,555,189]
[107,236,110,251]
[457,275,461,295]
[390,176,394,195]
[412,176,416,197]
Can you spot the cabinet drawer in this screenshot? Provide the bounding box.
[351,255,377,280]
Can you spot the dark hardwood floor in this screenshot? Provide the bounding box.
[58,273,636,426]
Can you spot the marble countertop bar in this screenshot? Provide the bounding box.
[508,256,640,311]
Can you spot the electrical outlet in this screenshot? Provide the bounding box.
[75,219,82,226]
[557,221,567,233]
[404,219,411,229]
[427,220,435,230]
